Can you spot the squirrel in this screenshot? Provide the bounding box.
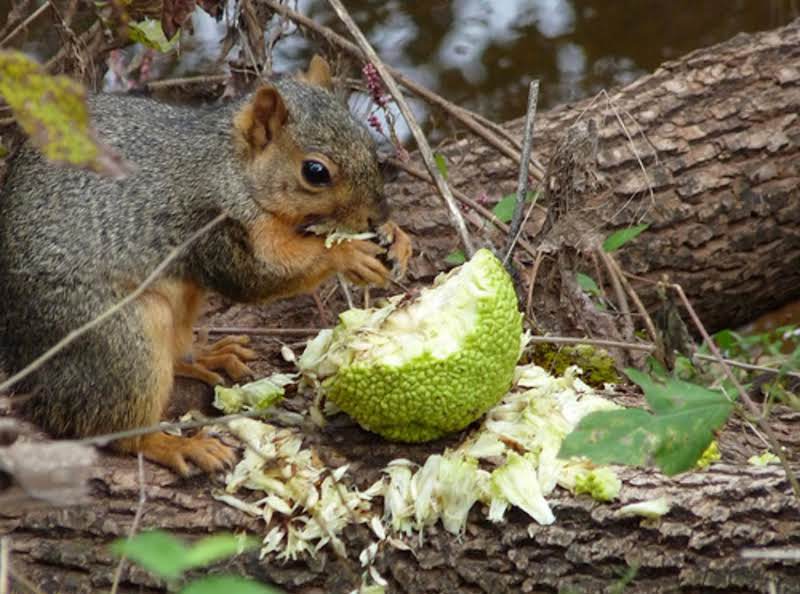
[0,55,411,476]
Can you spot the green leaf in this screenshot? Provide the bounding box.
[181,576,282,594]
[560,370,735,475]
[602,224,649,252]
[0,50,130,177]
[434,153,448,179]
[712,329,739,352]
[559,408,656,466]
[492,194,516,223]
[128,19,180,53]
[445,250,466,265]
[575,272,600,296]
[183,534,258,570]
[111,531,189,580]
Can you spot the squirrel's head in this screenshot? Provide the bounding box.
[232,55,389,233]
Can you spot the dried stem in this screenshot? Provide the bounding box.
[211,316,472,338]
[670,283,800,502]
[388,158,540,259]
[693,353,800,381]
[0,1,52,48]
[326,0,474,256]
[0,537,8,594]
[109,455,146,594]
[503,80,539,264]
[0,213,228,394]
[145,74,228,90]
[527,335,655,353]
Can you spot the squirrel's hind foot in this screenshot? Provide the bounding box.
[175,335,257,386]
[116,431,237,477]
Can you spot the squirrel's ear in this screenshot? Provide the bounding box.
[302,54,333,90]
[233,85,288,155]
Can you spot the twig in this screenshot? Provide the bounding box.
[389,158,539,259]
[693,353,800,380]
[0,213,228,394]
[0,537,8,594]
[525,250,545,319]
[602,250,660,346]
[205,326,322,336]
[44,20,102,72]
[325,0,474,256]
[0,0,37,41]
[670,283,800,501]
[0,1,51,48]
[600,249,634,340]
[337,274,354,309]
[75,408,271,447]
[261,0,544,179]
[109,454,146,594]
[527,335,656,353]
[503,80,539,264]
[145,74,228,90]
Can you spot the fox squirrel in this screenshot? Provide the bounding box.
[0,56,411,476]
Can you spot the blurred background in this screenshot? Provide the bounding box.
[3,0,799,123]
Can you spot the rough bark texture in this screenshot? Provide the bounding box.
[391,18,800,334]
[3,17,800,594]
[2,407,799,594]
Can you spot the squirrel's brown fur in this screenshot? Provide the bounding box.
[0,56,411,476]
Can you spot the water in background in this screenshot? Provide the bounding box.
[3,0,798,122]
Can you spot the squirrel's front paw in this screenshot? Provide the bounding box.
[377,221,412,279]
[333,239,390,286]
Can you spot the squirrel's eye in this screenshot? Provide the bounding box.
[302,160,332,186]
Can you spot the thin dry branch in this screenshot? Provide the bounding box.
[670,283,800,501]
[388,158,540,260]
[0,0,38,41]
[527,335,656,353]
[0,537,8,594]
[504,80,539,264]
[145,74,228,90]
[325,0,474,257]
[206,326,320,337]
[693,353,800,381]
[0,1,51,48]
[109,454,146,594]
[0,213,228,394]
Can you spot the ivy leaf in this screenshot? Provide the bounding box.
[434,152,448,179]
[111,531,190,580]
[181,576,282,594]
[445,250,466,265]
[0,50,131,177]
[602,224,649,252]
[576,272,600,296]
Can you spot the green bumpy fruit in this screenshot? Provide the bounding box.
[299,249,523,442]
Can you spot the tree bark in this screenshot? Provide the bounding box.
[3,17,800,594]
[392,18,800,334]
[1,408,799,594]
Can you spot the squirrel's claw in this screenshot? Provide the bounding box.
[175,335,257,386]
[116,431,237,477]
[377,221,412,279]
